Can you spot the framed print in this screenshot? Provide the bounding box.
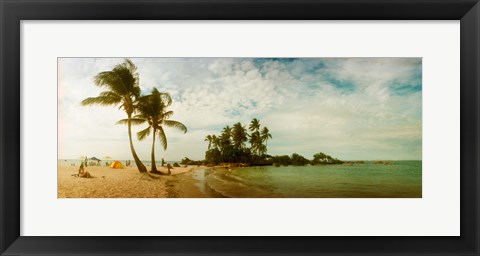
[1,0,479,255]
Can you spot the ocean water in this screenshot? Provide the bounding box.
[198,161,422,198]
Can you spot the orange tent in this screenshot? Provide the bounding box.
[110,160,125,169]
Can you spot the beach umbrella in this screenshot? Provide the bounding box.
[90,157,101,161]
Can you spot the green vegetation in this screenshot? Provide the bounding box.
[311,152,343,165]
[82,59,187,175]
[271,155,292,166]
[180,157,204,166]
[291,153,310,166]
[269,152,343,166]
[204,119,272,165]
[202,120,343,167]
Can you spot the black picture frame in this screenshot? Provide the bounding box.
[1,0,479,255]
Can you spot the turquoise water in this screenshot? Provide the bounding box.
[201,161,422,198]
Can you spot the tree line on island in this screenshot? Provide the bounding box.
[180,118,343,167]
[202,118,272,166]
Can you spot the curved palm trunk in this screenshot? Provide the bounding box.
[128,115,147,173]
[151,128,158,173]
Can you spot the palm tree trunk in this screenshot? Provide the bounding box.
[127,114,147,173]
[151,129,158,173]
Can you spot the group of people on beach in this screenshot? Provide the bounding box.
[75,157,136,178]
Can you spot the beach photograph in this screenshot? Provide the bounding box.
[58,57,422,198]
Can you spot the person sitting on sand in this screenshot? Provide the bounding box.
[78,163,92,178]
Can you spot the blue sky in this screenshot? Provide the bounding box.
[58,58,422,161]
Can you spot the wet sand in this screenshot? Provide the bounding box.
[167,169,227,198]
[58,165,210,198]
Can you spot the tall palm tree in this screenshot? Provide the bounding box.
[204,135,213,150]
[249,130,261,157]
[260,126,272,149]
[248,118,262,160]
[81,59,147,173]
[221,125,232,146]
[211,135,219,149]
[232,122,248,150]
[130,88,187,174]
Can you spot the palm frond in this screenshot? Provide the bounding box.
[99,91,122,100]
[160,92,172,107]
[116,119,129,125]
[93,59,141,98]
[157,126,168,150]
[113,60,139,93]
[137,127,151,141]
[151,88,172,107]
[116,118,146,125]
[81,96,122,106]
[122,59,139,84]
[163,120,187,133]
[93,72,127,95]
[162,111,174,120]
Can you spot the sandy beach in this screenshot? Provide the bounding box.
[58,165,209,198]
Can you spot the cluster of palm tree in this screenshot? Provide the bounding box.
[271,152,343,166]
[311,152,342,164]
[204,118,272,165]
[81,59,187,174]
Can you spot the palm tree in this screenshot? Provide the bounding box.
[204,135,213,150]
[249,118,260,132]
[232,122,248,150]
[258,143,267,158]
[260,127,272,148]
[131,88,187,174]
[221,126,232,146]
[249,130,261,157]
[81,59,147,173]
[248,118,262,160]
[211,135,219,149]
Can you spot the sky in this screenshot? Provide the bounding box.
[58,58,422,161]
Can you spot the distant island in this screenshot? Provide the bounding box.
[178,118,343,168]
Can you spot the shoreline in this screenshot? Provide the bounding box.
[166,169,227,198]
